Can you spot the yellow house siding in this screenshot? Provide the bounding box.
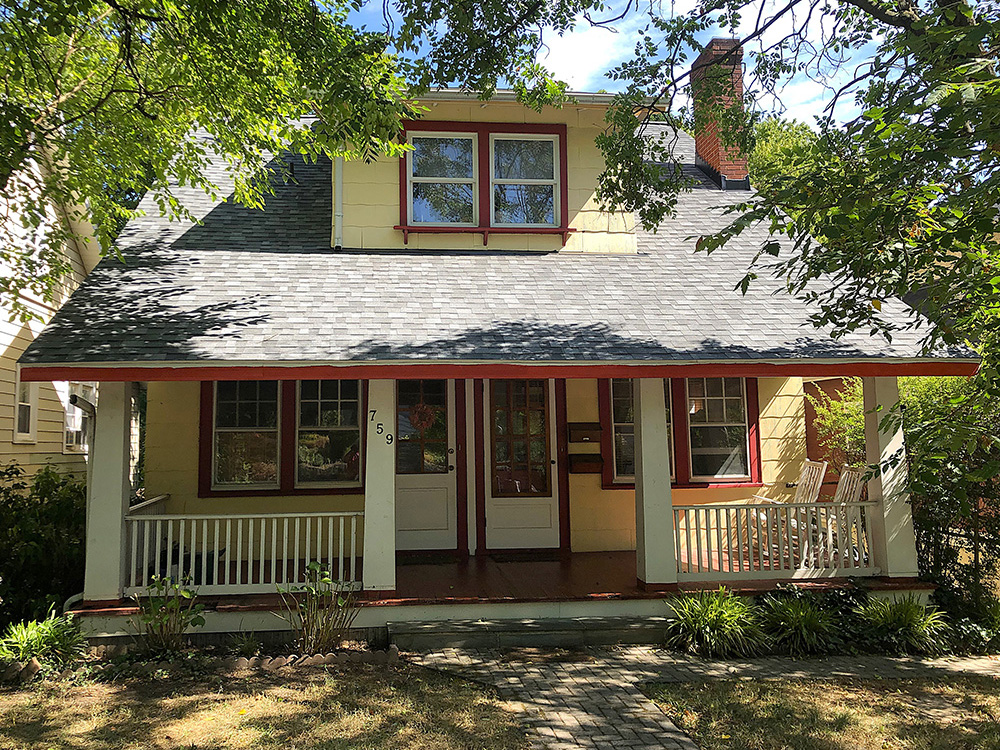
[144,381,364,519]
[564,377,808,553]
[336,101,636,254]
[0,301,87,476]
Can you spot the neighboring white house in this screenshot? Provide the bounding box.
[1,169,100,475]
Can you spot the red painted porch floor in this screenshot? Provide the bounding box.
[73,550,932,616]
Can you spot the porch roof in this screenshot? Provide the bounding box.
[20,131,977,381]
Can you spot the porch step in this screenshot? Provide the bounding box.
[388,616,669,650]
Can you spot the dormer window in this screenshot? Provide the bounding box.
[409,135,477,225]
[491,136,558,226]
[398,122,571,245]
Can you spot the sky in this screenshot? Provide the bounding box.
[350,1,876,126]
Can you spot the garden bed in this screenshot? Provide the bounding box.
[647,675,1000,750]
[0,662,527,749]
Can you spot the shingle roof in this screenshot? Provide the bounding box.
[20,129,969,368]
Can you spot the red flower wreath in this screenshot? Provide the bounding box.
[409,402,438,432]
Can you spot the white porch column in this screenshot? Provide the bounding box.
[362,379,396,591]
[863,376,920,577]
[634,378,677,585]
[83,382,135,602]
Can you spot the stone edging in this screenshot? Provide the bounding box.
[0,645,400,685]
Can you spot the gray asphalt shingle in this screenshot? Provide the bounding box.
[20,130,965,366]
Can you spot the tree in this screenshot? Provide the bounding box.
[746,118,815,184]
[1,0,586,319]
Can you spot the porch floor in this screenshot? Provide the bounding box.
[74,551,931,616]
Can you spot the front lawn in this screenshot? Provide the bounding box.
[0,663,527,749]
[647,676,1000,750]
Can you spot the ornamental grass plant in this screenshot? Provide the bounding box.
[665,587,767,658]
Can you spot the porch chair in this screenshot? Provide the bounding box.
[826,465,869,567]
[743,459,828,569]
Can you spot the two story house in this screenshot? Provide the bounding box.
[1,173,99,477]
[19,40,977,637]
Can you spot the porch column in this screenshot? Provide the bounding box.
[634,378,677,585]
[83,382,135,602]
[863,376,919,577]
[362,379,396,591]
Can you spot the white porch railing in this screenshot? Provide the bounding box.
[124,510,363,596]
[673,501,879,581]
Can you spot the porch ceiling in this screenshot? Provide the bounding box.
[20,131,977,380]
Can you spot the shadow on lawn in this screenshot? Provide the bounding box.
[0,665,526,750]
[647,675,1000,750]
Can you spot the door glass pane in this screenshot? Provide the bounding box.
[491,380,550,496]
[396,380,449,474]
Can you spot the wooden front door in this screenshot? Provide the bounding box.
[395,379,459,550]
[483,378,560,549]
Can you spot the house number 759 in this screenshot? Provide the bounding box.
[369,410,394,445]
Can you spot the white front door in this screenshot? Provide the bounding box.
[395,379,459,550]
[484,378,560,549]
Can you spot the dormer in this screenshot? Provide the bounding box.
[333,92,637,254]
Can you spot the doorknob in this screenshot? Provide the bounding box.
[448,465,455,472]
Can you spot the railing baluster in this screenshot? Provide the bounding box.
[694,509,703,573]
[236,518,244,586]
[294,517,301,583]
[271,517,278,586]
[129,519,138,588]
[714,507,723,573]
[350,515,357,582]
[165,518,174,581]
[213,519,220,587]
[282,518,289,585]
[305,517,312,572]
[328,517,334,577]
[338,516,346,581]
[141,519,151,588]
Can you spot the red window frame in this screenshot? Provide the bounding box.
[598,377,762,490]
[396,121,573,246]
[198,380,368,498]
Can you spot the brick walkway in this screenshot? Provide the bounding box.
[408,647,1000,750]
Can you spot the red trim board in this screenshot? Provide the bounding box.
[473,379,488,553]
[20,359,979,383]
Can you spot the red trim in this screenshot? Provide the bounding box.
[597,379,617,489]
[555,379,571,552]
[455,379,469,555]
[398,120,572,246]
[746,377,763,484]
[198,382,214,498]
[671,378,692,486]
[22,360,980,383]
[473,379,487,553]
[197,378,367,499]
[279,380,296,491]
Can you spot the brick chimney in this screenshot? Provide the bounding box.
[690,37,750,190]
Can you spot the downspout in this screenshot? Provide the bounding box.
[334,156,344,250]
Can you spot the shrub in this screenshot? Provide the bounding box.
[0,463,87,627]
[761,595,839,656]
[856,595,948,655]
[0,608,87,666]
[131,576,206,654]
[229,631,262,658]
[665,588,767,658]
[277,562,360,654]
[946,617,1000,655]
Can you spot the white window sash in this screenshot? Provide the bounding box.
[211,381,281,490]
[611,378,674,483]
[13,370,37,442]
[407,133,478,227]
[489,134,560,228]
[687,377,751,482]
[294,380,364,488]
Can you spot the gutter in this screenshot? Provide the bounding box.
[334,156,344,250]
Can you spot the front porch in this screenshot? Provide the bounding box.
[73,372,930,628]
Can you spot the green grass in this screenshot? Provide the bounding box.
[647,676,1000,750]
[0,663,527,749]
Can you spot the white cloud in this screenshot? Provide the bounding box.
[536,15,645,91]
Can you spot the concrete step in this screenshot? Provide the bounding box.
[389,616,669,650]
